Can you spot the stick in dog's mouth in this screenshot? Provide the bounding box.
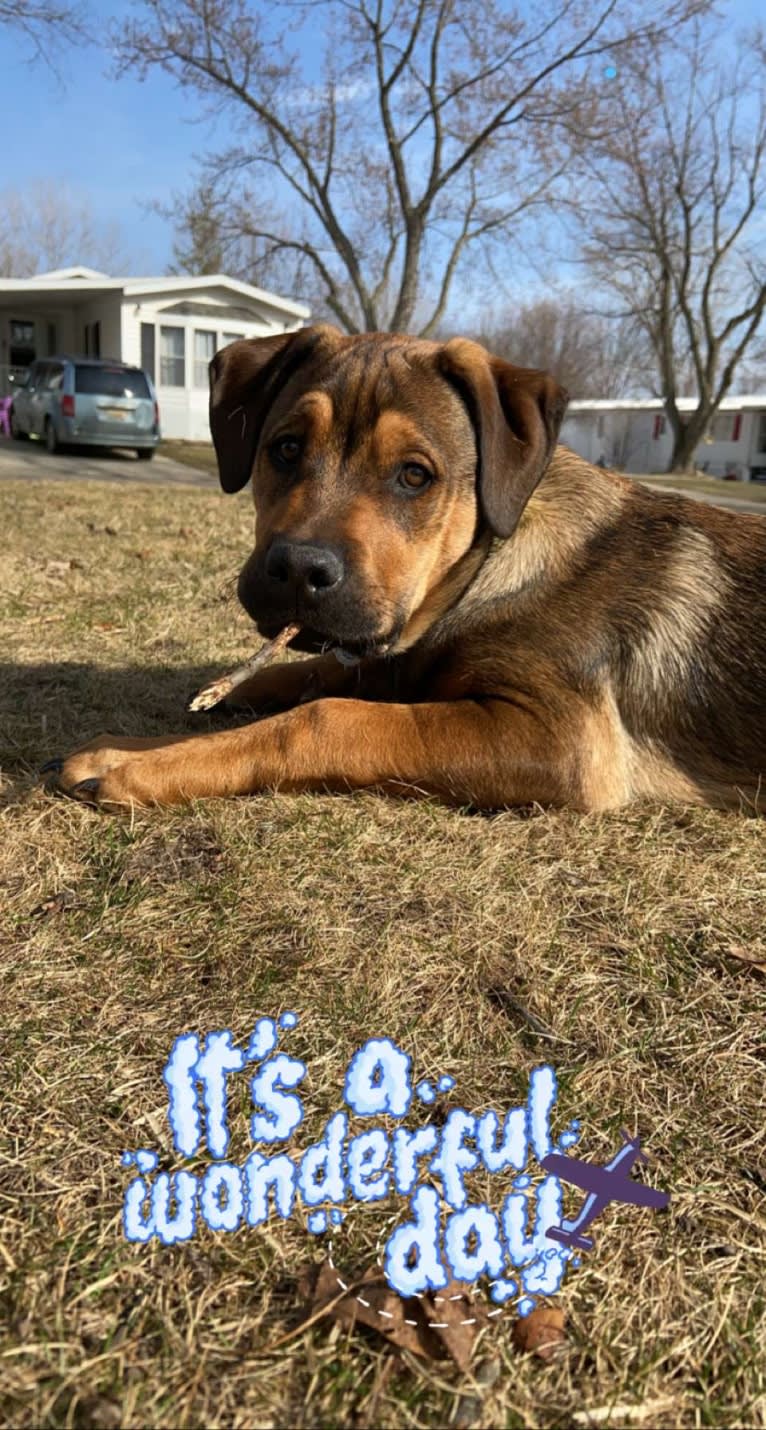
[187,624,301,712]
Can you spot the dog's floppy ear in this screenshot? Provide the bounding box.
[438,338,568,538]
[209,326,328,493]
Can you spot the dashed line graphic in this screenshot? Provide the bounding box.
[321,1211,525,1325]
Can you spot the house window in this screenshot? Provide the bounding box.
[159,326,185,387]
[9,319,35,368]
[707,413,739,442]
[46,323,57,356]
[194,330,216,387]
[222,332,241,347]
[758,414,766,453]
[140,323,156,383]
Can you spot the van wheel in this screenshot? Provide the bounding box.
[9,410,28,440]
[44,418,59,454]
[136,448,155,461]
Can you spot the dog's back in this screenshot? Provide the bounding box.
[419,450,766,810]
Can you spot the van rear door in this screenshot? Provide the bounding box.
[74,365,154,440]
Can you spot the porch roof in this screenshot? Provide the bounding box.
[0,272,310,322]
[0,278,123,308]
[567,396,766,413]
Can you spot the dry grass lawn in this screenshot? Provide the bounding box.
[1,476,764,1429]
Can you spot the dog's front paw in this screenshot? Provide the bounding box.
[45,734,190,809]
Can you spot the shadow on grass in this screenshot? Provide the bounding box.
[0,659,244,782]
[2,660,520,819]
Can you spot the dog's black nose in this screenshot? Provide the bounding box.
[264,539,344,600]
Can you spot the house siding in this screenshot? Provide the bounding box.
[560,404,766,479]
[0,271,308,435]
[121,290,300,440]
[75,296,123,363]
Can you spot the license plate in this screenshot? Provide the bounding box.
[102,408,129,421]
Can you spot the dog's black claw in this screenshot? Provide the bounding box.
[71,778,100,801]
[40,758,64,774]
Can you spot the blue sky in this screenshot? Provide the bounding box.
[2,0,762,298]
[2,0,238,272]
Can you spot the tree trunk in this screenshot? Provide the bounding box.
[389,217,424,333]
[667,412,711,474]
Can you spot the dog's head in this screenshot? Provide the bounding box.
[209,324,567,656]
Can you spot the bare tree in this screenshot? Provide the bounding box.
[115,0,704,335]
[578,21,766,471]
[0,182,130,277]
[463,295,653,397]
[0,0,85,61]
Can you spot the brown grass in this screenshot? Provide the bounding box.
[1,477,764,1430]
[158,440,219,476]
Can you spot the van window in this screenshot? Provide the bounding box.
[75,366,151,399]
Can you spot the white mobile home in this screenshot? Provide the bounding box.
[561,396,766,481]
[0,267,310,440]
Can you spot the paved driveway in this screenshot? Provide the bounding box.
[1,436,765,514]
[0,437,214,488]
[642,480,766,516]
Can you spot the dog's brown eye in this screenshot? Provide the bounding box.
[272,436,301,467]
[398,463,432,492]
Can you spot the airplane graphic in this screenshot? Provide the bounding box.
[541,1130,670,1252]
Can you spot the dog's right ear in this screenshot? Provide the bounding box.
[209,327,326,493]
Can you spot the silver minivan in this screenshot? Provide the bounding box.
[10,356,160,459]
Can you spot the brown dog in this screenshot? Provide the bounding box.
[51,324,766,812]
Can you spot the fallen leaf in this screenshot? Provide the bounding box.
[297,1260,442,1361]
[724,943,765,972]
[512,1304,567,1361]
[30,889,77,918]
[295,1261,487,1370]
[44,558,83,576]
[420,1278,490,1374]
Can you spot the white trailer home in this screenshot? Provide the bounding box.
[560,396,766,482]
[0,267,310,440]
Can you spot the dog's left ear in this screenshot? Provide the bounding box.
[438,338,568,538]
[209,326,331,492]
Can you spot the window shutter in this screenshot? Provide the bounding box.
[140,324,156,383]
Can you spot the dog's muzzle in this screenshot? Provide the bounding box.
[237,538,389,654]
[263,538,345,603]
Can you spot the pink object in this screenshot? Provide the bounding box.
[0,397,11,437]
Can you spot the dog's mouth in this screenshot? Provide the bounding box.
[257,622,395,662]
[284,626,393,661]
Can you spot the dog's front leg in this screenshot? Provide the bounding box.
[52,695,578,810]
[222,650,361,712]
